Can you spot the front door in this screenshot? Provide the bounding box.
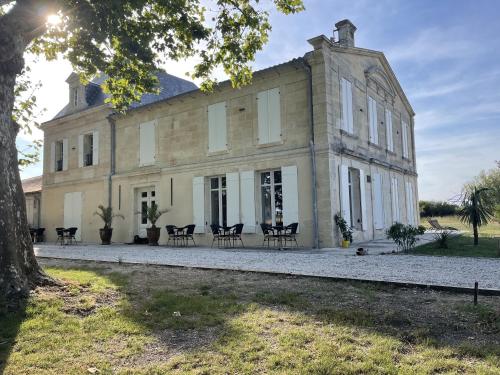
[137,187,156,237]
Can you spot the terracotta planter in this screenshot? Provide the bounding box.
[99,228,113,245]
[341,239,350,248]
[147,226,161,246]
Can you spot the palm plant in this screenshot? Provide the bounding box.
[93,205,124,229]
[144,202,168,228]
[457,187,493,245]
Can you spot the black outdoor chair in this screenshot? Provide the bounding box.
[67,227,78,245]
[260,223,277,248]
[166,225,182,246]
[182,224,196,247]
[210,224,221,247]
[55,227,65,245]
[229,223,244,248]
[35,228,45,243]
[283,222,299,248]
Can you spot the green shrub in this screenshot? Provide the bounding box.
[386,223,422,252]
[433,230,452,249]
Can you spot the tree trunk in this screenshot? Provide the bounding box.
[0,53,51,302]
[473,224,479,246]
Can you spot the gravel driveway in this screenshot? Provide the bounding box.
[34,243,500,291]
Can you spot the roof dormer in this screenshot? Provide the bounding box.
[65,72,86,112]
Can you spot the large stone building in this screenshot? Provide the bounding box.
[40,20,418,247]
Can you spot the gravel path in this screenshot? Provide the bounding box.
[34,242,500,291]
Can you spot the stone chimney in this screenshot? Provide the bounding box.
[335,19,356,48]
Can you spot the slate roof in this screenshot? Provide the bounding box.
[22,176,42,194]
[53,71,198,120]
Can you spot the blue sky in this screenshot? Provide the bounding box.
[18,0,500,201]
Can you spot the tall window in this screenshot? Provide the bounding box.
[55,140,64,171]
[210,176,227,227]
[261,170,283,226]
[83,133,93,166]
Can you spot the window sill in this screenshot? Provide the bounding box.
[368,141,382,149]
[339,129,358,139]
[256,139,284,148]
[207,149,230,157]
[386,150,396,156]
[402,156,411,161]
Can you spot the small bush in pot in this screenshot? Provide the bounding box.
[143,202,168,246]
[334,214,353,247]
[93,205,124,245]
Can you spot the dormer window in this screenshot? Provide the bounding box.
[72,87,79,107]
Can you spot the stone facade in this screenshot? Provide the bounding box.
[40,20,418,248]
[21,176,42,228]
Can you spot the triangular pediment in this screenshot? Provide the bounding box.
[365,65,397,103]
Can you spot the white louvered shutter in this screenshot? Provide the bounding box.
[62,138,69,171]
[50,142,55,172]
[359,169,367,231]
[406,181,415,225]
[257,90,269,144]
[78,135,84,168]
[373,173,385,229]
[339,165,351,227]
[268,88,281,142]
[240,171,256,233]
[208,102,227,152]
[341,78,354,133]
[402,121,409,158]
[139,121,156,166]
[385,109,394,152]
[92,130,99,165]
[368,96,378,144]
[391,177,400,223]
[282,165,299,226]
[192,177,205,233]
[226,172,240,226]
[257,88,281,144]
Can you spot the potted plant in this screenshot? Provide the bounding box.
[93,205,124,245]
[143,202,168,246]
[334,214,353,248]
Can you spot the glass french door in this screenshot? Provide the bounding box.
[210,176,227,227]
[137,187,156,237]
[260,170,283,226]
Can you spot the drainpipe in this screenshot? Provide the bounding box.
[107,113,117,207]
[298,58,320,249]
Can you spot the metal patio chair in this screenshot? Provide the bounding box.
[67,227,78,245]
[55,227,65,245]
[166,225,182,246]
[229,223,244,248]
[260,223,277,248]
[283,222,299,248]
[182,224,196,247]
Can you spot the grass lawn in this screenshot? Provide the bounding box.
[1,259,499,374]
[415,216,500,258]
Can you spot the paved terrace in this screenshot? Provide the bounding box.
[34,235,500,292]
